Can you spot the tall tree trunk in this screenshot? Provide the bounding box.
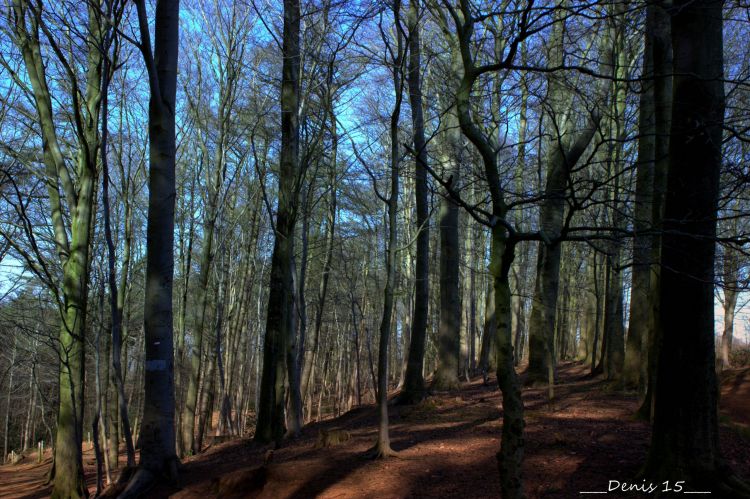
[400,0,431,403]
[603,5,627,383]
[638,0,672,421]
[645,2,749,494]
[175,166,197,450]
[300,160,337,404]
[3,337,16,464]
[432,37,462,392]
[624,6,656,390]
[101,17,136,467]
[120,1,181,495]
[526,8,604,386]
[450,7,526,493]
[11,3,105,496]
[181,211,217,455]
[367,0,403,458]
[255,0,301,446]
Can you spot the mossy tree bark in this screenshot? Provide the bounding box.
[10,2,106,496]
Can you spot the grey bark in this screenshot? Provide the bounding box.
[119,1,181,495]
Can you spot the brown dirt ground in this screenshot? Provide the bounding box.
[1,362,748,498]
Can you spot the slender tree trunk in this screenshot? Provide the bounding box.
[720,249,739,371]
[3,338,15,464]
[721,287,738,371]
[301,162,337,403]
[603,7,627,383]
[400,0,430,403]
[101,26,136,467]
[367,1,403,458]
[479,274,496,380]
[590,254,603,375]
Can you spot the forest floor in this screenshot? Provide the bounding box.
[1,362,749,498]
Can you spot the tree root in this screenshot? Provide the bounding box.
[114,468,155,499]
[363,443,400,460]
[109,456,180,499]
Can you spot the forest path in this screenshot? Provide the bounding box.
[1,362,748,498]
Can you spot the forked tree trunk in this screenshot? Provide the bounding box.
[11,2,105,496]
[526,7,604,386]
[490,230,525,499]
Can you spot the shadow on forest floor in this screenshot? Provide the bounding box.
[1,362,748,498]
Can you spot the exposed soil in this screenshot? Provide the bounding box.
[1,362,748,498]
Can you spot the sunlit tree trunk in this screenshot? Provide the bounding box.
[10,2,106,496]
